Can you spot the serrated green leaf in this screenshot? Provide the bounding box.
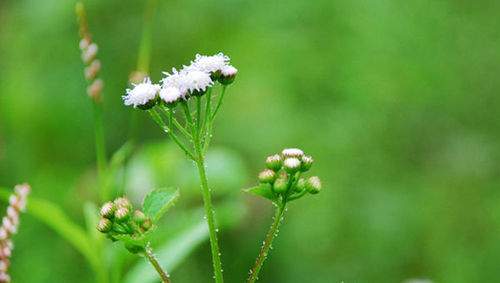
[243,184,278,203]
[142,188,179,223]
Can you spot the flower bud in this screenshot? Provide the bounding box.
[265,154,282,171]
[100,201,115,219]
[306,176,322,194]
[142,218,152,230]
[273,177,288,193]
[114,197,132,210]
[282,148,304,158]
[258,169,276,184]
[218,66,238,85]
[283,157,301,174]
[133,210,147,224]
[301,156,314,172]
[97,218,112,233]
[114,207,130,222]
[295,178,306,193]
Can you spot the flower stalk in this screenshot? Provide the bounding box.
[248,205,285,283]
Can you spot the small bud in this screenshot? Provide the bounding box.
[0,272,10,283]
[133,210,147,224]
[82,43,98,63]
[114,197,132,210]
[114,207,130,222]
[87,78,103,102]
[97,218,112,233]
[306,176,322,194]
[282,148,304,157]
[100,201,115,219]
[265,154,282,171]
[84,59,101,80]
[258,169,276,184]
[142,218,152,230]
[283,157,301,174]
[295,178,306,193]
[218,66,238,85]
[301,156,314,172]
[273,177,288,193]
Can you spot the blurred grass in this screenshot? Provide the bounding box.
[0,0,499,282]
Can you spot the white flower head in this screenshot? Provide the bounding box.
[185,53,230,73]
[122,77,160,108]
[161,68,189,98]
[221,65,238,77]
[159,87,182,104]
[282,148,304,157]
[183,71,213,94]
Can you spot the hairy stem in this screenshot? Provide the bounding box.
[182,100,224,283]
[143,247,170,283]
[194,142,224,283]
[248,205,285,283]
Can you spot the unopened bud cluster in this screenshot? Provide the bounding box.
[97,197,151,240]
[258,148,322,202]
[122,53,238,110]
[0,184,30,283]
[76,3,103,103]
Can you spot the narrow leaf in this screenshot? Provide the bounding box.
[142,188,180,223]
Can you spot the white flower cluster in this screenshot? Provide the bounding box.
[0,184,30,283]
[122,53,238,109]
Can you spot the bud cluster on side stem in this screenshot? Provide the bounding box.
[247,148,323,282]
[97,197,152,243]
[259,148,322,205]
[0,184,31,283]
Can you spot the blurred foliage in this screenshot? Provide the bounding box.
[1,0,499,282]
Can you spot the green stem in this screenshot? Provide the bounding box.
[196,96,202,134]
[143,247,170,283]
[194,141,224,283]
[182,100,224,283]
[248,205,285,283]
[93,102,109,202]
[158,106,192,139]
[148,109,196,160]
[201,88,212,140]
[211,85,227,120]
[203,86,226,155]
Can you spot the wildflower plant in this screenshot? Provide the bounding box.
[121,52,237,282]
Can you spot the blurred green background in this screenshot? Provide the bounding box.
[1,0,499,282]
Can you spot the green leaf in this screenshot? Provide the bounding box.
[243,184,278,203]
[115,228,156,253]
[142,188,179,223]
